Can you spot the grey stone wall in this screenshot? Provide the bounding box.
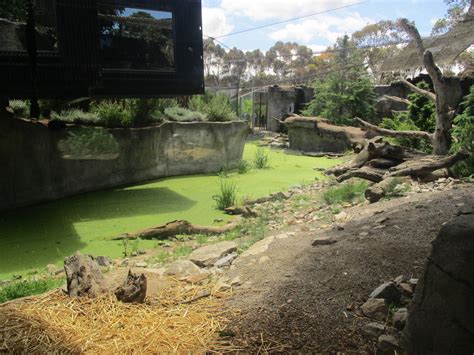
[0,118,249,211]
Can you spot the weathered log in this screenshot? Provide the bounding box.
[336,167,385,183]
[355,117,433,141]
[366,158,401,169]
[384,95,411,106]
[64,251,109,298]
[399,78,436,102]
[224,206,257,217]
[112,218,241,241]
[114,270,147,304]
[387,151,469,177]
[303,152,345,158]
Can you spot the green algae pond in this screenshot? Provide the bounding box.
[0,144,340,279]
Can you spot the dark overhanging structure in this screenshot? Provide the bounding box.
[0,0,204,111]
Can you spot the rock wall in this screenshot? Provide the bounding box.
[402,211,474,354]
[285,116,368,153]
[0,118,249,212]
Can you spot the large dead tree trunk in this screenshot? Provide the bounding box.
[398,19,452,155]
[64,252,109,298]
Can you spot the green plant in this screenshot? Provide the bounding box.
[323,181,369,205]
[0,278,63,303]
[9,100,30,118]
[213,178,238,210]
[195,234,209,245]
[253,147,269,169]
[451,85,474,177]
[173,245,193,259]
[380,114,431,152]
[51,109,101,125]
[164,107,206,122]
[188,93,237,122]
[153,250,170,265]
[91,100,133,127]
[57,127,119,158]
[237,160,251,174]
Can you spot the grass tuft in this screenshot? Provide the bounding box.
[213,179,238,210]
[0,278,63,303]
[253,148,269,169]
[323,181,369,205]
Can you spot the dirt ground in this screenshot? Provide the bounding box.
[223,185,474,353]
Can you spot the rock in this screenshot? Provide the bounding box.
[64,252,108,298]
[334,211,348,221]
[241,236,275,257]
[230,276,241,286]
[120,258,130,267]
[163,260,207,278]
[182,273,209,284]
[369,282,401,304]
[378,334,401,352]
[361,298,388,321]
[95,256,111,267]
[135,262,148,268]
[359,232,369,237]
[312,237,338,246]
[376,217,388,224]
[138,249,147,255]
[114,270,147,304]
[402,214,474,354]
[393,308,408,330]
[189,241,238,267]
[215,252,238,268]
[131,251,138,257]
[394,275,405,284]
[399,283,413,295]
[46,264,62,275]
[361,322,386,339]
[333,224,345,231]
[408,278,418,288]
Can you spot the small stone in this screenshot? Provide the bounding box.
[361,298,388,321]
[361,322,385,339]
[215,252,238,268]
[120,259,130,267]
[230,276,241,286]
[359,232,369,237]
[135,262,148,268]
[95,256,111,267]
[138,250,147,255]
[377,334,400,352]
[312,237,337,246]
[394,275,405,284]
[399,283,414,295]
[131,251,138,257]
[333,224,345,231]
[373,225,386,230]
[393,308,408,330]
[163,260,206,277]
[376,217,388,224]
[408,278,418,288]
[189,241,238,267]
[334,211,348,222]
[369,282,401,304]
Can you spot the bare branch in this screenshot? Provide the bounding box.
[336,167,384,183]
[384,95,411,105]
[397,18,425,56]
[399,78,436,101]
[354,117,433,141]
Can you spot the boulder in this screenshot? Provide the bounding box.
[361,298,388,321]
[369,282,401,304]
[215,252,238,268]
[361,322,386,339]
[163,260,206,278]
[95,256,111,267]
[402,214,474,354]
[393,308,408,330]
[189,241,238,267]
[378,334,401,353]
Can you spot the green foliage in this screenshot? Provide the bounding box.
[380,114,431,152]
[253,148,269,169]
[164,107,206,122]
[128,98,178,125]
[213,178,238,210]
[121,237,140,257]
[0,0,27,22]
[407,82,436,132]
[90,100,133,127]
[57,128,119,158]
[51,109,101,125]
[237,160,251,174]
[173,246,193,259]
[9,100,29,118]
[451,85,474,177]
[0,278,63,303]
[303,36,376,125]
[323,181,369,205]
[189,93,237,122]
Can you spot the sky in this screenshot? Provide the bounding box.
[201,0,449,52]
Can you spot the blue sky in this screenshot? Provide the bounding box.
[202,0,448,52]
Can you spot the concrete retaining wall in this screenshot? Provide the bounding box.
[0,118,249,211]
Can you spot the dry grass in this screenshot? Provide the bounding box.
[0,281,237,354]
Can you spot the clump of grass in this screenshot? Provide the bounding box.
[164,107,206,122]
[51,109,101,125]
[196,234,209,245]
[0,278,63,303]
[152,250,170,265]
[323,181,369,205]
[237,160,251,174]
[253,148,269,169]
[9,100,30,118]
[173,246,193,259]
[213,178,238,210]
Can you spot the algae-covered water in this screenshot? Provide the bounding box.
[0,144,340,279]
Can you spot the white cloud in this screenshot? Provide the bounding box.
[308,44,331,53]
[220,0,361,21]
[268,12,373,43]
[202,7,234,38]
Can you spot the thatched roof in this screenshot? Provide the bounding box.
[381,13,474,72]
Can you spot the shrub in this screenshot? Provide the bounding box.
[213,178,238,210]
[451,85,474,177]
[51,109,101,125]
[189,93,237,122]
[380,114,431,152]
[164,107,206,122]
[253,147,269,169]
[0,278,63,303]
[128,98,178,125]
[323,181,369,205]
[90,100,133,127]
[9,100,30,118]
[237,160,251,174]
[173,245,193,259]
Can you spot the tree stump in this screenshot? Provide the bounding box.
[115,270,147,304]
[64,251,109,298]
